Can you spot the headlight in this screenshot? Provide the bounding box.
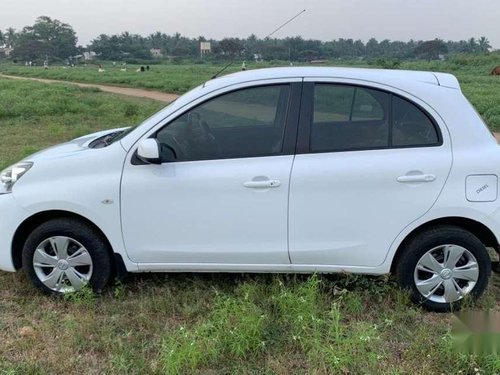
[0,162,33,194]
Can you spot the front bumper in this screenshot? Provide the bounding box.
[0,193,26,272]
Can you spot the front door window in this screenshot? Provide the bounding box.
[155,85,291,162]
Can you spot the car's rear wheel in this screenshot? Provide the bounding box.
[22,218,112,294]
[396,226,491,312]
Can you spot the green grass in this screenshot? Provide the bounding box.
[0,71,500,374]
[0,78,163,170]
[0,272,498,374]
[0,62,247,94]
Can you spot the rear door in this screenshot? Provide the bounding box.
[289,81,452,267]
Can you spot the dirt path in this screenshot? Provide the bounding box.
[0,74,179,103]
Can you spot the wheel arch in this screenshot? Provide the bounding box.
[390,216,499,273]
[11,210,121,273]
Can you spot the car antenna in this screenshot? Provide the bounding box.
[210,9,306,80]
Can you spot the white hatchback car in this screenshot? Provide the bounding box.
[1,67,497,311]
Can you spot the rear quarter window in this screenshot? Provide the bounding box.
[392,96,439,147]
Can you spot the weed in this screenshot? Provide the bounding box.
[161,284,267,373]
[62,283,96,307]
[124,103,139,117]
[113,280,126,300]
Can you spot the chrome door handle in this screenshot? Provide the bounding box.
[243,179,281,188]
[397,174,436,183]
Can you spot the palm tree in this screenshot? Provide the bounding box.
[478,36,491,53]
[467,37,478,53]
[5,27,16,48]
[149,31,165,49]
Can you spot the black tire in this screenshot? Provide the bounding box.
[22,218,112,294]
[396,225,491,312]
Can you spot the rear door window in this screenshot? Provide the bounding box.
[311,84,390,152]
[310,83,440,153]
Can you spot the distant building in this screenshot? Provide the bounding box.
[253,53,263,62]
[150,48,163,58]
[310,59,328,65]
[200,42,211,57]
[0,47,13,57]
[83,51,97,61]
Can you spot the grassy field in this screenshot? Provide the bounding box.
[0,63,236,94]
[1,53,500,130]
[0,73,500,374]
[1,271,499,375]
[0,78,163,171]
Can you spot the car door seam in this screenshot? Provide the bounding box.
[287,154,296,265]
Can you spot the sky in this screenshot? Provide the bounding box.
[0,0,499,48]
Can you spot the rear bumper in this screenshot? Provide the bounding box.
[0,193,26,272]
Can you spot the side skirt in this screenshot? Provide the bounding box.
[134,262,389,275]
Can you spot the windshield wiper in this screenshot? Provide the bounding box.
[89,131,124,149]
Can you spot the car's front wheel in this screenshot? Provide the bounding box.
[22,218,112,294]
[396,226,491,312]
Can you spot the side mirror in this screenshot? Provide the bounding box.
[137,138,161,164]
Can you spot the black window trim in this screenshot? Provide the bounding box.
[296,82,443,155]
[132,82,303,165]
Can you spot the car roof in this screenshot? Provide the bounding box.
[206,66,460,90]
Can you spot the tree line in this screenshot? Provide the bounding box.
[0,16,494,63]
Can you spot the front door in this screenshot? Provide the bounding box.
[121,82,301,265]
